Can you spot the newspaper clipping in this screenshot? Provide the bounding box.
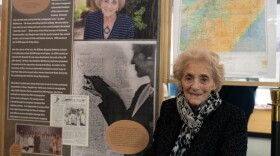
[50,94,89,146]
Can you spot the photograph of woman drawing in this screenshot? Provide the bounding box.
[71,41,156,155]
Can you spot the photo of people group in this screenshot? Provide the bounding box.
[64,107,87,126]
[15,124,63,155]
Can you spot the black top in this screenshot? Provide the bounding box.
[144,98,248,156]
[84,11,135,39]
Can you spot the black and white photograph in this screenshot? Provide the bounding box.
[72,40,157,155]
[64,107,87,126]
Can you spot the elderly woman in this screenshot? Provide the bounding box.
[84,0,135,39]
[144,48,247,156]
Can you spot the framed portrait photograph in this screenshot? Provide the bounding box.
[74,0,158,40]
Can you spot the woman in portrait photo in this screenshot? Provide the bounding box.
[84,0,135,39]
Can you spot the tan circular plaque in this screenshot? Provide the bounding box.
[105,120,149,154]
[12,0,51,14]
[9,144,22,156]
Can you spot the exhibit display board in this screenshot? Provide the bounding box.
[2,0,279,155]
[0,0,161,155]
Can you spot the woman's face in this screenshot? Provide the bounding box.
[131,51,154,78]
[101,0,119,18]
[181,61,216,106]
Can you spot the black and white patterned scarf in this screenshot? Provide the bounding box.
[170,91,222,156]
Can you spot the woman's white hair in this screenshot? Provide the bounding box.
[95,0,126,11]
[173,48,225,92]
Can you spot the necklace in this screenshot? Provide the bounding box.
[104,25,110,34]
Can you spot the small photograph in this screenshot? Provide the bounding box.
[74,0,158,40]
[64,106,87,126]
[15,124,63,155]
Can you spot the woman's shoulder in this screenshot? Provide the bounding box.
[160,98,178,113]
[220,101,244,113]
[216,101,246,121]
[159,98,182,126]
[87,11,102,18]
[162,97,177,104]
[117,13,134,22]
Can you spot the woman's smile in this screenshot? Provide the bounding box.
[182,61,216,106]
